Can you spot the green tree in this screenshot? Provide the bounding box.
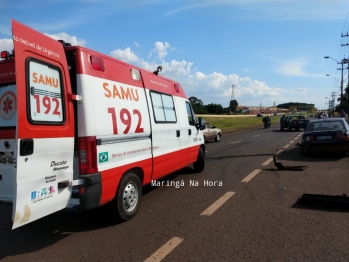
[335,83,349,114]
[229,99,238,113]
[205,103,223,114]
[189,96,208,114]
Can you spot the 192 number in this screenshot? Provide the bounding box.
[33,94,61,115]
[108,108,144,134]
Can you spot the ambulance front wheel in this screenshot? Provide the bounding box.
[113,172,142,221]
[193,147,205,173]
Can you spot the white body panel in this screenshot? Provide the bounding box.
[13,137,74,229]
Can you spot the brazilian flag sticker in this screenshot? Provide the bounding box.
[99,152,109,163]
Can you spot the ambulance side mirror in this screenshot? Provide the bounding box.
[195,117,205,130]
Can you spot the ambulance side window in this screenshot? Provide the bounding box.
[185,101,196,126]
[150,91,177,123]
[26,59,65,124]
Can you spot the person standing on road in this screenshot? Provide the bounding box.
[280,115,285,129]
[339,110,345,118]
[280,115,285,123]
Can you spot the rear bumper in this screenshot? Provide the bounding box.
[302,143,349,153]
[79,173,102,210]
[289,123,308,129]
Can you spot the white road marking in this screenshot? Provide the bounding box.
[275,150,284,155]
[229,140,242,144]
[144,237,184,262]
[283,144,290,149]
[241,169,261,182]
[289,140,295,143]
[262,157,273,166]
[253,134,261,137]
[200,191,235,216]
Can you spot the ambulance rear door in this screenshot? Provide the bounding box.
[11,20,74,229]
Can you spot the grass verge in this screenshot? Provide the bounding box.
[197,115,279,133]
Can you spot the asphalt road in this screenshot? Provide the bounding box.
[0,123,348,262]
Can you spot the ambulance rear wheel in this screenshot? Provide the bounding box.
[113,172,142,221]
[193,147,205,173]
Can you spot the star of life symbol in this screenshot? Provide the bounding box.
[0,91,17,120]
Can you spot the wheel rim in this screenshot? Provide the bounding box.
[217,134,220,141]
[122,182,139,212]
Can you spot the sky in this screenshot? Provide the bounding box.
[1,0,349,110]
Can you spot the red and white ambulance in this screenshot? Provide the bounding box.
[0,20,205,229]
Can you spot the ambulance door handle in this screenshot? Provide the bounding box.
[20,139,34,156]
[176,130,180,137]
[188,129,191,136]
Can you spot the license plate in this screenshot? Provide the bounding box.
[317,135,331,140]
[0,155,14,164]
[299,121,303,123]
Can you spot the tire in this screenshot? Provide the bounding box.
[193,147,205,172]
[301,145,309,156]
[288,126,292,131]
[280,125,284,131]
[215,133,220,142]
[112,172,142,221]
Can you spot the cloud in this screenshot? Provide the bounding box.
[163,0,348,23]
[111,47,140,63]
[110,42,299,106]
[149,42,170,60]
[276,58,324,77]
[45,33,87,46]
[0,38,14,52]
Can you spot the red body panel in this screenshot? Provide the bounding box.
[12,20,74,139]
[0,58,16,84]
[71,47,187,98]
[99,144,200,204]
[0,129,15,139]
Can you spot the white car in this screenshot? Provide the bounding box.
[202,122,222,142]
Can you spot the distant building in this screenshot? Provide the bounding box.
[241,107,250,113]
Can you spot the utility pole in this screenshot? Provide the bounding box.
[340,61,344,103]
[230,85,234,113]
[342,32,349,103]
[232,85,234,100]
[331,92,336,115]
[230,85,235,113]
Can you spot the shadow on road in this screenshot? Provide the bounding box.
[276,146,346,163]
[0,202,120,260]
[291,197,349,213]
[0,166,198,260]
[205,153,275,161]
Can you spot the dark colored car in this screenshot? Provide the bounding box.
[280,115,309,131]
[301,118,349,155]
